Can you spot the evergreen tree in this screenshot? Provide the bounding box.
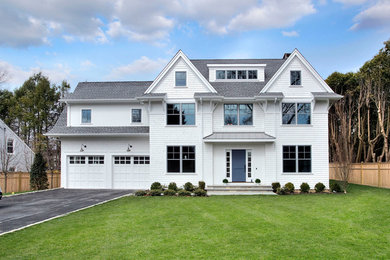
[30,152,48,190]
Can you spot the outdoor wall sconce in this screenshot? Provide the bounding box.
[80,144,87,152]
[127,144,133,152]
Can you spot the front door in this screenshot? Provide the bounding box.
[232,150,246,182]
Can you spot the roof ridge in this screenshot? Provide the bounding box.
[190,58,284,61]
[78,81,153,84]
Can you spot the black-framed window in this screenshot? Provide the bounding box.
[282,103,311,125]
[81,109,91,124]
[132,109,142,123]
[88,156,104,164]
[216,70,225,79]
[283,146,311,173]
[237,70,247,79]
[227,70,236,79]
[7,138,13,154]
[290,71,301,85]
[167,103,195,125]
[167,146,195,173]
[226,151,230,178]
[114,156,131,164]
[175,71,186,86]
[69,156,86,164]
[134,156,150,165]
[224,104,253,125]
[216,70,258,80]
[248,70,257,79]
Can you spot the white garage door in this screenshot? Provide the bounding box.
[113,156,150,189]
[67,156,106,189]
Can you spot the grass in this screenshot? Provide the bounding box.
[1,184,390,259]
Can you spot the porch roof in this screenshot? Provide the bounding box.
[203,132,275,143]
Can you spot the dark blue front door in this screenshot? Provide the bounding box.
[232,150,246,182]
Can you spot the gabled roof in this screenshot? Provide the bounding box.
[0,119,34,154]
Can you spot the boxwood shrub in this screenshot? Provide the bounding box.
[315,182,325,193]
[300,182,310,193]
[284,182,295,193]
[276,187,287,195]
[149,189,162,196]
[163,189,177,196]
[184,182,194,192]
[150,182,162,190]
[198,181,206,190]
[178,190,191,196]
[168,182,178,191]
[330,182,341,193]
[272,182,281,193]
[194,188,207,197]
[135,190,147,196]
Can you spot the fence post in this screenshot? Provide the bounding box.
[378,163,381,187]
[360,162,363,185]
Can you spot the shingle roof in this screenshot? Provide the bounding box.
[311,92,343,99]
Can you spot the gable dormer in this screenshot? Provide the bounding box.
[207,64,266,82]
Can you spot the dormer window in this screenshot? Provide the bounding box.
[237,70,247,79]
[175,71,186,86]
[215,70,258,80]
[248,70,257,79]
[290,71,301,85]
[216,70,225,79]
[227,70,236,79]
[81,109,91,124]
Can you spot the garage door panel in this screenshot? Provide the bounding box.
[113,156,149,189]
[67,156,106,189]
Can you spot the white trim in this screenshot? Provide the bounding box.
[207,64,266,67]
[145,50,217,94]
[204,139,274,143]
[45,133,149,137]
[261,49,334,93]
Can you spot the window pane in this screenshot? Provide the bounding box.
[216,70,225,79]
[282,103,296,124]
[167,104,180,125]
[82,109,91,123]
[224,104,238,125]
[175,71,186,86]
[237,70,247,79]
[239,104,253,125]
[297,103,311,124]
[283,145,296,172]
[298,160,311,172]
[290,71,301,85]
[132,109,141,123]
[182,160,195,173]
[283,160,296,172]
[248,70,257,79]
[181,103,195,125]
[7,139,13,153]
[168,160,180,172]
[227,70,236,79]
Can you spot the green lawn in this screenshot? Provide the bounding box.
[1,184,390,259]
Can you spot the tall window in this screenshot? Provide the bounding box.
[167,146,195,173]
[282,103,311,125]
[167,103,195,125]
[7,139,13,154]
[283,146,311,173]
[290,71,301,85]
[226,151,230,178]
[81,109,91,124]
[224,104,253,125]
[132,109,142,123]
[175,71,186,86]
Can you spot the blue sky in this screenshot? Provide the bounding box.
[0,0,389,90]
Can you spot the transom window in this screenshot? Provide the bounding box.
[283,146,311,173]
[282,103,311,125]
[7,138,14,154]
[134,156,150,165]
[88,156,104,165]
[290,71,301,85]
[175,71,187,86]
[167,103,195,125]
[216,70,257,80]
[81,109,91,124]
[167,146,195,173]
[69,156,86,164]
[132,109,142,123]
[224,104,253,125]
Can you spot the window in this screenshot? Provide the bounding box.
[175,71,186,86]
[7,139,13,154]
[69,156,86,164]
[224,104,253,125]
[290,71,301,85]
[227,70,236,79]
[167,103,195,125]
[216,70,258,80]
[134,156,150,165]
[216,70,225,79]
[248,70,257,79]
[282,103,311,125]
[81,109,91,124]
[88,156,104,164]
[247,151,252,178]
[283,146,311,173]
[132,109,142,123]
[237,70,247,79]
[114,156,131,164]
[226,151,230,178]
[167,146,195,173]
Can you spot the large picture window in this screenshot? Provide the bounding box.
[282,103,311,125]
[283,146,311,173]
[167,146,195,173]
[224,104,253,125]
[167,103,195,125]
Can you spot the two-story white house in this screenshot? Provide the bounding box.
[47,49,341,191]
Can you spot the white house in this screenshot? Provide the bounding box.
[0,119,34,172]
[47,49,342,191]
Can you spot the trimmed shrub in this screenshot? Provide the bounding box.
[184,182,194,192]
[135,190,147,196]
[315,182,325,193]
[272,182,281,193]
[284,182,295,194]
[30,152,49,190]
[168,182,178,191]
[150,182,162,190]
[330,182,341,193]
[276,187,287,195]
[255,179,261,184]
[163,189,177,196]
[149,189,162,196]
[178,190,191,196]
[223,179,229,184]
[300,182,310,193]
[194,188,207,197]
[198,181,206,190]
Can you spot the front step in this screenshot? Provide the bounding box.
[206,185,275,195]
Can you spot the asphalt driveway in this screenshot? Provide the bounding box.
[0,189,133,235]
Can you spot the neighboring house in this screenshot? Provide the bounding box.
[0,119,34,172]
[47,49,342,190]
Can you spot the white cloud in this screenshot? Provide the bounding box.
[282,30,300,37]
[109,56,168,79]
[80,60,95,69]
[351,0,390,30]
[333,0,368,5]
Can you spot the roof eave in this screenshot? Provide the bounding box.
[60,98,140,103]
[45,133,150,137]
[203,139,275,143]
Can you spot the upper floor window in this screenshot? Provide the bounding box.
[290,71,301,85]
[224,104,253,125]
[216,70,225,79]
[248,70,257,79]
[283,145,311,173]
[282,103,311,125]
[132,109,142,123]
[175,71,186,86]
[81,109,91,124]
[216,70,258,80]
[167,103,195,125]
[7,138,14,154]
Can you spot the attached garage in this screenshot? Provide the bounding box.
[112,155,150,189]
[67,155,106,189]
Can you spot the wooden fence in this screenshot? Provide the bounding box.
[330,163,390,189]
[0,171,61,194]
